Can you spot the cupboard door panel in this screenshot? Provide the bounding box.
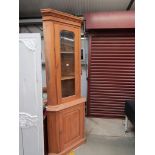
[63,110,80,144]
[60,103,84,150]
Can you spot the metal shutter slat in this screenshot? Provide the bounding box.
[87,31,135,118]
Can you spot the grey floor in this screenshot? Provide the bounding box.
[75,118,135,155]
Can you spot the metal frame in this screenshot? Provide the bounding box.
[126,0,135,10]
[86,34,92,116]
[125,115,128,132]
[19,18,42,25]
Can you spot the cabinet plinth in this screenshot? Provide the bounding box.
[41,8,85,154]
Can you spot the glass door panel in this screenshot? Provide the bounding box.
[60,30,75,98]
[61,79,75,97]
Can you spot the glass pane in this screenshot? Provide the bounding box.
[61,54,74,77]
[61,79,75,98]
[60,30,75,98]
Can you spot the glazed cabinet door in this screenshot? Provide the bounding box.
[54,24,81,104]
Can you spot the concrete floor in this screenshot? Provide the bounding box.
[85,118,134,137]
[75,118,135,155]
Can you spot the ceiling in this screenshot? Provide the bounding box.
[19,0,135,19]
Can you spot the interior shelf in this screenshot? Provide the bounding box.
[61,51,74,54]
[61,76,75,80]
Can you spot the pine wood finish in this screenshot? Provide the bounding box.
[41,8,86,155]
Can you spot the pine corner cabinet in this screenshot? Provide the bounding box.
[41,8,86,155]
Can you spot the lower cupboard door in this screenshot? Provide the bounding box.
[60,103,84,151]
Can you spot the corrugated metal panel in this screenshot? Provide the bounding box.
[20,0,133,18]
[87,30,135,118]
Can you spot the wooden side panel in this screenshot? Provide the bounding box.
[43,21,58,105]
[47,112,60,153]
[60,102,85,151]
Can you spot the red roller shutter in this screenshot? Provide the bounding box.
[87,30,135,118]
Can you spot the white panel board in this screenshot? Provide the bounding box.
[19,33,44,155]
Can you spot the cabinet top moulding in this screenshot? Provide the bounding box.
[41,8,83,27]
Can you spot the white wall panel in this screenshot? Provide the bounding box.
[19,33,44,155]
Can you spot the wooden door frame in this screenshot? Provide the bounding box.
[54,24,81,104]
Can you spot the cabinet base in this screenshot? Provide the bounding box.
[47,98,86,154]
[48,138,86,155]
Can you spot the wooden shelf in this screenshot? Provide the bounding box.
[61,51,74,54]
[61,76,75,80]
